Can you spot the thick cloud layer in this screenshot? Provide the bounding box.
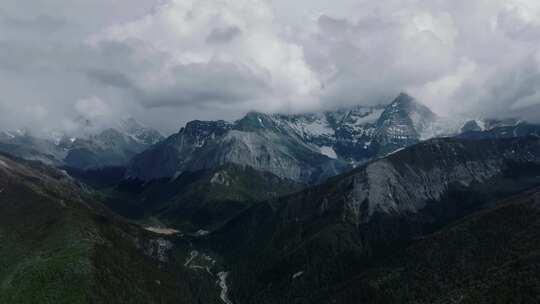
[1,0,540,135]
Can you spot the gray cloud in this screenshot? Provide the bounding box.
[1,0,540,135]
[84,41,272,109]
[206,26,242,44]
[0,10,65,33]
[86,68,136,90]
[139,61,271,108]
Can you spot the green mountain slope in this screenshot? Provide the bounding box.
[102,163,304,231]
[0,153,218,303]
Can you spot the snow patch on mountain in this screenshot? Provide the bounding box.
[283,113,335,139]
[0,131,15,139]
[0,159,9,169]
[476,119,487,131]
[320,146,338,159]
[292,271,304,279]
[195,229,210,236]
[347,107,385,125]
[145,227,180,235]
[420,117,465,140]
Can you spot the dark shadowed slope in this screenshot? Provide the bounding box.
[103,163,304,232]
[0,153,219,303]
[200,136,540,303]
[326,187,540,304]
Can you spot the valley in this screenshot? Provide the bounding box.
[1,94,540,303]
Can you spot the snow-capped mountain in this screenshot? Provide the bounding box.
[127,93,440,182]
[0,130,66,166]
[272,93,439,164]
[3,94,537,178]
[0,118,163,169]
[56,118,165,169]
[118,118,164,146]
[456,117,540,139]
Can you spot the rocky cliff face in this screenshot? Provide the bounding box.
[344,137,540,223]
[127,117,347,183]
[274,93,438,164]
[374,93,437,153]
[251,137,540,234]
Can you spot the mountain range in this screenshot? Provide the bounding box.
[126,93,440,182]
[2,93,535,183]
[126,93,538,184]
[2,93,540,303]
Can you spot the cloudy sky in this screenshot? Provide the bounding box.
[1,0,540,134]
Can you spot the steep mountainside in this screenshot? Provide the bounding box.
[0,153,219,303]
[127,117,349,183]
[327,188,540,304]
[275,93,438,162]
[127,93,438,182]
[196,136,540,303]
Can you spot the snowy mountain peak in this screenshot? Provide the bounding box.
[374,94,437,153]
[391,92,415,105]
[127,94,443,182]
[118,118,164,146]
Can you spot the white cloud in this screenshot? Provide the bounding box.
[74,96,112,120]
[291,0,540,119]
[94,0,320,112]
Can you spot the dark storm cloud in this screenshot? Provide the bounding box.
[206,26,242,44]
[86,69,136,90]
